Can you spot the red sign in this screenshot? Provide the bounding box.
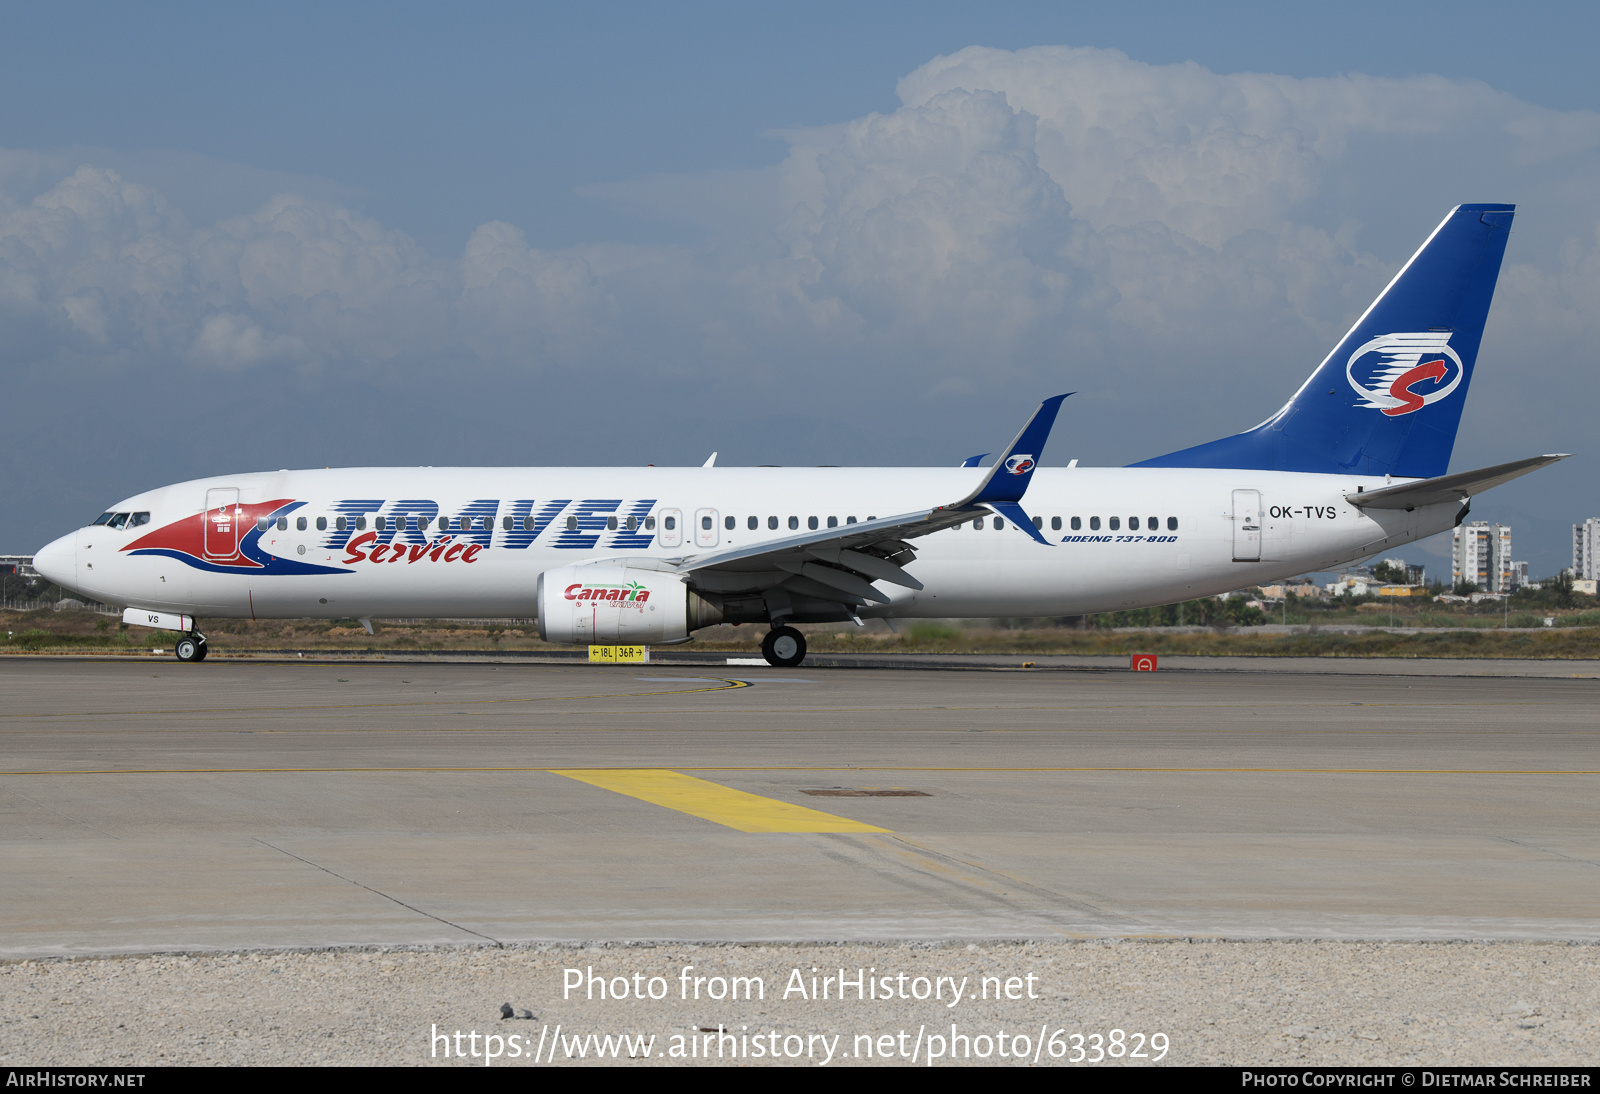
[1131,654,1157,672]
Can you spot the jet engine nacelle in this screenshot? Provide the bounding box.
[536,563,722,644]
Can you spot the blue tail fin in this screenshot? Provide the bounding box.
[1134,204,1514,478]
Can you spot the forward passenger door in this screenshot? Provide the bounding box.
[657,508,683,548]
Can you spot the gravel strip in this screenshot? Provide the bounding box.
[3,941,1596,1066]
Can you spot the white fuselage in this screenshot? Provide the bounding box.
[41,465,1457,624]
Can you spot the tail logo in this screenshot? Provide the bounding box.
[1346,332,1463,417]
[1005,455,1036,475]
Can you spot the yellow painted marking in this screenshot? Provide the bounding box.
[550,768,889,833]
[4,765,1600,776]
[589,645,649,663]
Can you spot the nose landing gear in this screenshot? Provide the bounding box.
[760,625,807,668]
[174,631,208,662]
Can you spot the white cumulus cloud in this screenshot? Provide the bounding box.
[0,44,1596,470]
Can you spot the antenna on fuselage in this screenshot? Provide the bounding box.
[702,452,718,468]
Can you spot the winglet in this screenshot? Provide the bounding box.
[960,453,989,468]
[985,501,1052,545]
[957,394,1070,507]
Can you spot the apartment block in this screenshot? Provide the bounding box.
[1453,521,1513,593]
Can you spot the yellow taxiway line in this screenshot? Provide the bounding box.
[549,768,890,833]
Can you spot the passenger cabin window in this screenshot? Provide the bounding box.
[336,516,347,532]
[567,516,579,531]
[1070,517,1081,531]
[827,516,838,528]
[788,516,799,530]
[1109,517,1120,531]
[355,516,366,530]
[768,516,778,530]
[645,516,656,530]
[377,516,387,531]
[808,516,818,530]
[1051,516,1061,530]
[1129,517,1139,531]
[277,517,288,531]
[847,516,857,524]
[1167,517,1178,530]
[628,516,639,531]
[257,516,271,531]
[1032,516,1043,529]
[608,517,620,531]
[662,516,675,531]
[1148,516,1158,530]
[1088,517,1099,530]
[747,516,758,530]
[316,516,327,531]
[725,516,735,530]
[296,516,307,531]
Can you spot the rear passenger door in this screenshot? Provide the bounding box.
[1232,489,1262,562]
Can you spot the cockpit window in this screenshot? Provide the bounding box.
[105,512,130,529]
[127,512,150,527]
[92,513,115,525]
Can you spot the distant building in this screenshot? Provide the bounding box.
[1326,572,1374,597]
[0,555,36,578]
[1510,560,1530,591]
[1575,518,1600,582]
[1453,522,1513,593]
[1258,582,1325,599]
[1380,557,1427,585]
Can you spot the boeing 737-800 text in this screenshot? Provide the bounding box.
[32,204,1566,666]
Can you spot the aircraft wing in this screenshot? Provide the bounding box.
[1346,453,1570,511]
[659,395,1070,608]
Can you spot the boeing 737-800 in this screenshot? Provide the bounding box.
[32,204,1566,666]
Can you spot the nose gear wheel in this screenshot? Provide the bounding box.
[174,631,208,662]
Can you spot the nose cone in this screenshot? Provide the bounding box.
[33,532,78,591]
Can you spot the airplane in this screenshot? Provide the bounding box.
[31,203,1568,667]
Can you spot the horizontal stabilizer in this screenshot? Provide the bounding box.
[1347,454,1569,510]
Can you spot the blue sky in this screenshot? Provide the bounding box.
[3,2,1597,577]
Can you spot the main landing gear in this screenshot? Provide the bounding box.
[174,631,208,663]
[761,625,807,668]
